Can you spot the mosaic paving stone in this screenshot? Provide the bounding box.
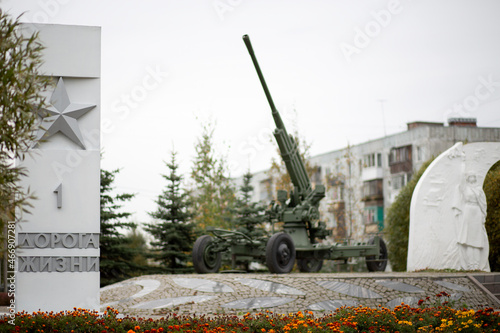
[132,296,217,309]
[173,278,234,293]
[308,299,358,311]
[375,280,424,293]
[101,279,161,294]
[222,297,295,309]
[434,280,471,292]
[235,278,305,295]
[101,297,134,308]
[316,281,382,298]
[386,296,421,309]
[100,279,162,308]
[101,282,133,293]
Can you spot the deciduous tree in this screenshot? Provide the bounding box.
[266,131,318,200]
[0,10,51,291]
[190,122,235,230]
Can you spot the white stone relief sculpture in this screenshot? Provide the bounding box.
[452,173,489,270]
[407,142,500,272]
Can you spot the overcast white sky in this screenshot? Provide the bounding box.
[3,0,500,224]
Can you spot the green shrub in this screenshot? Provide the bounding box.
[385,158,434,272]
[484,161,500,272]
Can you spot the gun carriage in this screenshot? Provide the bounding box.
[192,35,388,274]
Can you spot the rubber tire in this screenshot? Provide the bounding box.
[192,235,222,274]
[366,237,388,272]
[297,258,323,272]
[266,232,296,274]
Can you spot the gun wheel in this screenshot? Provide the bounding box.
[193,235,221,274]
[366,237,388,272]
[297,258,323,272]
[266,232,296,274]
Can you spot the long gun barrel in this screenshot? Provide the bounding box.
[242,34,312,200]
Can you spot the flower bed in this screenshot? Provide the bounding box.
[1,299,499,332]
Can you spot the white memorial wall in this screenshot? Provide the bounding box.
[407,142,500,272]
[16,24,101,312]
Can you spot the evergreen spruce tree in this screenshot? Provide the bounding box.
[190,122,235,230]
[123,226,149,268]
[232,171,267,238]
[384,158,434,271]
[145,151,195,273]
[100,168,145,286]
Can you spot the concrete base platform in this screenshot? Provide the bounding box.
[100,272,500,317]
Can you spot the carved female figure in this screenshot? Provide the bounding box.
[452,173,489,270]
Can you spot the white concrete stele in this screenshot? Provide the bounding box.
[407,142,500,272]
[16,24,101,312]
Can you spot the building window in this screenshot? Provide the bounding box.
[364,207,375,223]
[312,166,322,184]
[329,185,344,201]
[392,174,405,190]
[416,146,422,161]
[363,179,383,198]
[392,173,412,190]
[389,145,411,165]
[363,153,375,168]
[259,179,271,201]
[363,152,382,168]
[364,206,384,223]
[364,206,384,230]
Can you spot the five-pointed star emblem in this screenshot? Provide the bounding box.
[34,77,96,149]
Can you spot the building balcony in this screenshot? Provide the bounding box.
[362,179,383,202]
[390,160,412,174]
[361,167,384,181]
[362,193,384,202]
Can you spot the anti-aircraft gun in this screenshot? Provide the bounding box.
[192,35,388,274]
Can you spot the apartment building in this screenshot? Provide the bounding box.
[244,118,500,241]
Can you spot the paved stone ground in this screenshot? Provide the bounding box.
[100,272,500,317]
